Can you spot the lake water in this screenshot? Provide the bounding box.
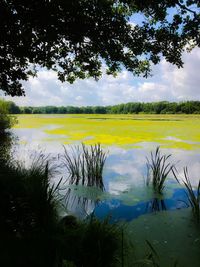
[12,114,200,266]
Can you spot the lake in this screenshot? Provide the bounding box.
[12,114,200,266]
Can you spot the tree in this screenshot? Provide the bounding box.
[0,99,17,132]
[6,101,21,114]
[22,106,32,114]
[0,0,200,96]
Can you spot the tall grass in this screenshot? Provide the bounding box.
[174,167,200,223]
[60,215,121,267]
[146,147,175,194]
[0,150,63,267]
[0,152,61,237]
[63,143,107,190]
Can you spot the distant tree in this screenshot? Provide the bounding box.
[127,102,142,114]
[6,101,21,114]
[66,106,80,114]
[58,106,67,114]
[0,1,199,96]
[20,101,200,115]
[32,107,42,114]
[166,102,177,114]
[44,106,58,114]
[82,107,94,114]
[153,101,168,114]
[93,106,107,114]
[22,107,32,114]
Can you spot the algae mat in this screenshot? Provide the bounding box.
[14,114,200,150]
[126,209,200,267]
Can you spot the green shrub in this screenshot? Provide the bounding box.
[0,98,17,133]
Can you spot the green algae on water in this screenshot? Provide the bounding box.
[14,114,200,150]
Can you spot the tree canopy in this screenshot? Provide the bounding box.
[4,100,200,115]
[1,0,199,96]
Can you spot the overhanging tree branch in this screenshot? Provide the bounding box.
[0,0,199,96]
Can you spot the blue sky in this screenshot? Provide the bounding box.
[3,47,200,107]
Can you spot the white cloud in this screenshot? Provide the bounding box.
[75,96,83,101]
[2,48,200,106]
[128,22,136,29]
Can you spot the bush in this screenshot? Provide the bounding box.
[0,98,17,133]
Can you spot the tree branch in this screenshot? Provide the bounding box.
[177,1,198,18]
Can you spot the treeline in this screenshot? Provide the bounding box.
[3,99,200,114]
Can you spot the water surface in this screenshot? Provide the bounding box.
[12,114,200,266]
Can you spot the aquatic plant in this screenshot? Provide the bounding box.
[175,167,200,223]
[146,147,175,194]
[63,143,107,190]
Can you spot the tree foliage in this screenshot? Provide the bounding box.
[16,101,200,115]
[0,0,200,96]
[0,98,17,133]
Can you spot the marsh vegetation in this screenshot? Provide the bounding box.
[1,108,200,266]
[63,143,106,189]
[173,167,200,224]
[0,143,122,267]
[146,147,175,194]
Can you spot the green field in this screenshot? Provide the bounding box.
[14,114,200,150]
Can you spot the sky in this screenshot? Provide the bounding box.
[3,46,200,107]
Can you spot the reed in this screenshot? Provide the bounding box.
[181,167,200,223]
[63,143,107,190]
[0,152,61,236]
[0,151,63,267]
[146,147,175,194]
